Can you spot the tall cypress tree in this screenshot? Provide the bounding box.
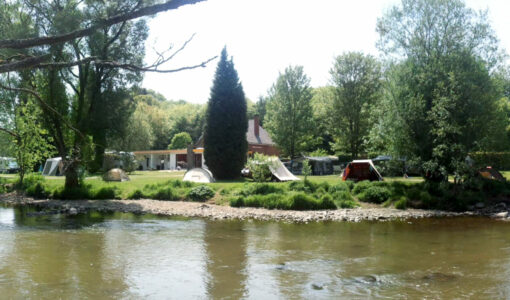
[204,47,247,179]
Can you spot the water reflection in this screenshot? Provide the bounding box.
[204,220,248,299]
[0,206,509,299]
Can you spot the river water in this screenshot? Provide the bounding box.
[0,205,509,299]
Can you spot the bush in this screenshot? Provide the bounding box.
[94,187,118,200]
[358,186,391,204]
[229,192,335,210]
[229,196,245,207]
[20,173,45,190]
[240,183,283,196]
[394,197,408,210]
[151,187,177,201]
[286,192,317,210]
[288,180,317,193]
[352,181,373,195]
[188,185,215,202]
[332,191,359,208]
[329,182,350,193]
[319,194,337,209]
[344,180,354,191]
[25,182,48,199]
[128,189,145,200]
[52,185,93,200]
[246,153,276,182]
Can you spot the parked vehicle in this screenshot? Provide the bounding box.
[0,158,19,174]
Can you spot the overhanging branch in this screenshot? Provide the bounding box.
[0,0,206,50]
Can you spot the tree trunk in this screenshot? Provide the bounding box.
[64,161,80,189]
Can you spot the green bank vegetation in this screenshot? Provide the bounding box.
[2,171,510,211]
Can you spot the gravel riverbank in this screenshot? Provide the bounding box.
[1,193,509,222]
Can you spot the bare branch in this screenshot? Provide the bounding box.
[0,0,206,50]
[97,55,218,73]
[148,33,196,68]
[4,54,217,74]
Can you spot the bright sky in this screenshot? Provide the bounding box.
[142,0,510,103]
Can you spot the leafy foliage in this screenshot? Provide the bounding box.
[168,132,193,150]
[246,153,276,183]
[329,52,382,158]
[371,0,505,183]
[265,66,315,158]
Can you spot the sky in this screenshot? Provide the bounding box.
[142,0,510,103]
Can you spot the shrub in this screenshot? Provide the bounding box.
[318,194,337,209]
[332,191,359,208]
[94,187,118,200]
[128,189,145,200]
[344,180,354,191]
[240,183,283,196]
[394,197,408,210]
[358,186,391,204]
[288,180,317,193]
[229,192,335,210]
[0,185,4,194]
[246,153,276,182]
[229,196,245,207]
[286,192,317,210]
[52,185,92,200]
[20,173,45,190]
[329,182,350,193]
[188,185,215,202]
[151,187,177,201]
[315,187,327,197]
[352,181,372,195]
[25,182,48,199]
[406,187,422,201]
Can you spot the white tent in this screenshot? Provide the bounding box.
[42,157,63,176]
[269,158,300,181]
[183,168,215,183]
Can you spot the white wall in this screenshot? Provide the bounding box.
[170,154,176,170]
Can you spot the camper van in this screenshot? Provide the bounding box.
[0,157,19,174]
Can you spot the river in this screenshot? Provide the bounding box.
[0,205,509,299]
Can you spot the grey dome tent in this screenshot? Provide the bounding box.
[42,157,63,176]
[183,168,215,183]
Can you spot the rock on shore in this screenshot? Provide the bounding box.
[0,193,505,223]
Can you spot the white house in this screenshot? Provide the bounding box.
[133,148,204,171]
